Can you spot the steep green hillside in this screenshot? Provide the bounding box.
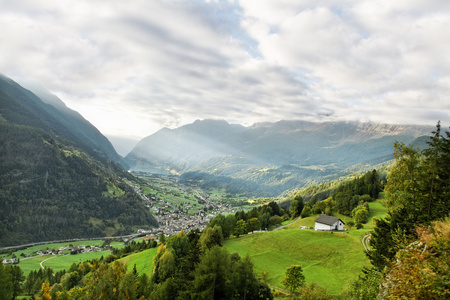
[223,229,370,295]
[0,120,157,246]
[0,74,126,168]
[119,247,158,276]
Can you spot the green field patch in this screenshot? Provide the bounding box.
[224,229,370,295]
[1,240,105,261]
[88,217,103,226]
[284,215,317,229]
[285,197,387,232]
[110,241,126,249]
[281,219,293,226]
[103,182,125,197]
[42,251,111,273]
[17,255,53,275]
[119,247,158,276]
[4,240,114,276]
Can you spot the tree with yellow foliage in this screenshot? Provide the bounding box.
[380,218,450,299]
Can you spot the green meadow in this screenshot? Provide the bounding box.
[119,247,158,276]
[15,251,112,275]
[224,229,370,295]
[2,240,116,276]
[41,251,111,273]
[117,229,370,295]
[1,240,104,260]
[223,197,388,295]
[17,255,54,275]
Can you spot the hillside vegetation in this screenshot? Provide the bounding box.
[0,76,159,246]
[0,74,125,168]
[0,121,157,246]
[224,229,369,295]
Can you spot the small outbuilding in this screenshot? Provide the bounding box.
[314,215,345,231]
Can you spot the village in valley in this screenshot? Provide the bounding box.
[128,173,241,237]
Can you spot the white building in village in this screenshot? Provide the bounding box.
[314,214,345,231]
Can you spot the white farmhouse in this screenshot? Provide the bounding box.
[314,215,345,231]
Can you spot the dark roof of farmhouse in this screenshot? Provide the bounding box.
[315,215,344,225]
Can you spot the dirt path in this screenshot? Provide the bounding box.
[266,282,292,295]
[40,255,57,269]
[273,216,302,231]
[361,233,371,252]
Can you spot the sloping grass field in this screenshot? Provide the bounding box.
[42,251,112,273]
[224,198,388,295]
[224,229,370,295]
[119,247,158,276]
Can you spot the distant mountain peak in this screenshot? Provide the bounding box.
[126,119,434,196]
[193,118,228,124]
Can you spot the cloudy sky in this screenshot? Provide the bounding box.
[1,0,450,153]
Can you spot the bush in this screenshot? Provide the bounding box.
[300,283,329,300]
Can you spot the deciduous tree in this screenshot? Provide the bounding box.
[281,265,305,293]
[234,219,247,237]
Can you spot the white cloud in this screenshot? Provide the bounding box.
[240,0,450,124]
[1,0,449,143]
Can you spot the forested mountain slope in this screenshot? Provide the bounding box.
[0,74,126,168]
[0,77,157,246]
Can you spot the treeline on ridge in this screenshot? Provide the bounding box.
[205,168,384,238]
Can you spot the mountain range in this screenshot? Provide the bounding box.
[0,74,156,246]
[126,119,434,196]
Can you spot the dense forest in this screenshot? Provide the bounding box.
[0,120,157,246]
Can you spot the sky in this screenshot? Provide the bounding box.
[1,0,450,154]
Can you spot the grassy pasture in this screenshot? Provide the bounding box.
[119,247,158,276]
[17,255,54,275]
[41,251,111,273]
[2,240,116,276]
[1,240,104,261]
[224,229,370,295]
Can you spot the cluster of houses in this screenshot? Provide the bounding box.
[138,197,238,237]
[2,257,19,265]
[126,175,240,238]
[65,245,103,255]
